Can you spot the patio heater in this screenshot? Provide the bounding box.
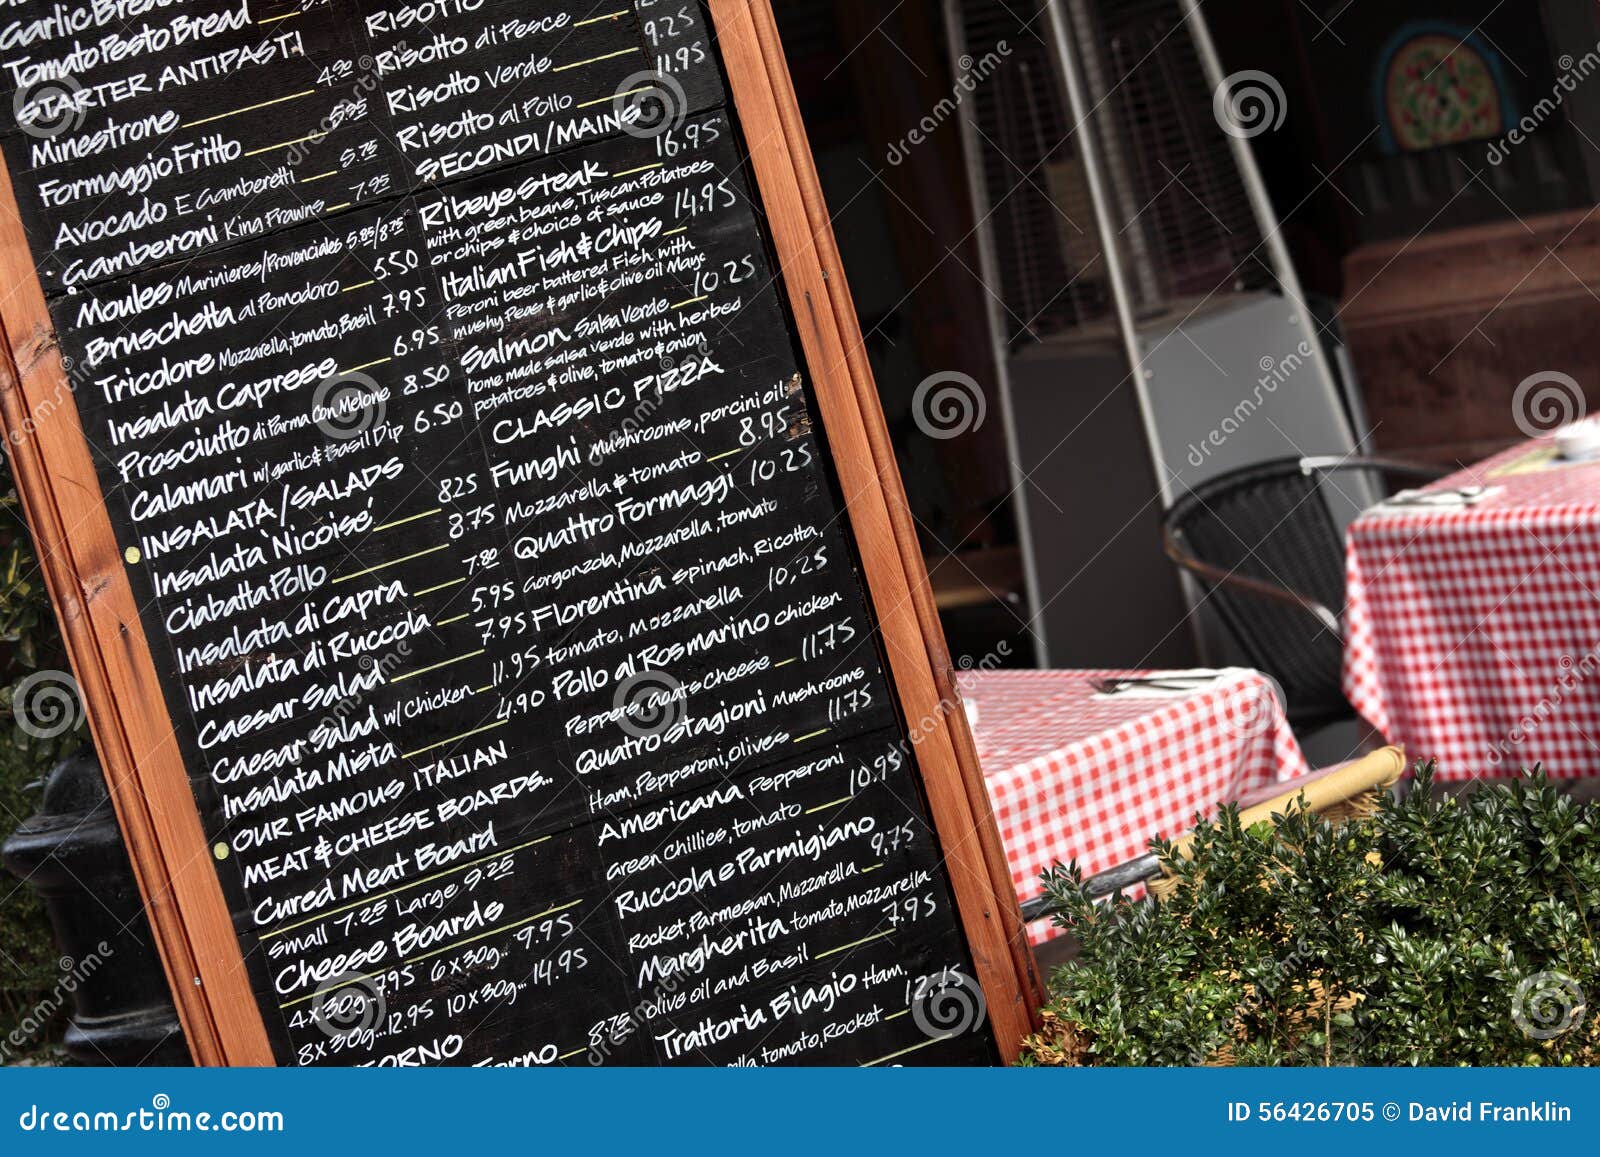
[945,0,1368,668]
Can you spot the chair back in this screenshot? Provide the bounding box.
[1162,457,1442,726]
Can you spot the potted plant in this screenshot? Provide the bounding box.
[1025,767,1599,1066]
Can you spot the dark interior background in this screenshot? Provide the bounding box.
[775,0,1600,680]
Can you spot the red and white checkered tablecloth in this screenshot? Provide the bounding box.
[1344,437,1600,781]
[955,669,1310,945]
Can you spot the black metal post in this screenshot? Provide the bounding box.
[2,748,189,1066]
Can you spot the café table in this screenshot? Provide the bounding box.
[954,668,1311,945]
[1344,436,1600,780]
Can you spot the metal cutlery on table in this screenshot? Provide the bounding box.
[1090,672,1226,696]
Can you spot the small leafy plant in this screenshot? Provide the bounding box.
[1024,766,1599,1066]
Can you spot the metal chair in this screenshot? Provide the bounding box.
[1160,456,1448,731]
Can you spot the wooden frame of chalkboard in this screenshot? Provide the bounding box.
[0,0,1041,1066]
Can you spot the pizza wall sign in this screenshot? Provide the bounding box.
[1375,23,1516,154]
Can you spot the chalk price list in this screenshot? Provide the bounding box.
[1,0,724,290]
[7,0,997,1067]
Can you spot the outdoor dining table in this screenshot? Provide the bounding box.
[954,668,1311,944]
[1344,435,1600,781]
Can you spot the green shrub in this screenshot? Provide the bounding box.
[1025,766,1599,1066]
[0,486,83,1058]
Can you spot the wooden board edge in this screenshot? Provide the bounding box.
[0,159,275,1065]
[738,0,1046,1022]
[708,0,1041,1060]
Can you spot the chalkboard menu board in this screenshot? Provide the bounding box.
[0,0,1035,1065]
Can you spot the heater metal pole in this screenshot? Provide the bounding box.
[942,0,1049,666]
[1176,0,1362,454]
[1041,0,1173,504]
